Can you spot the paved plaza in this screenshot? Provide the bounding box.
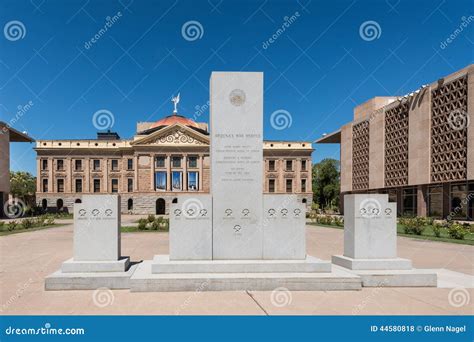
[0,219,472,315]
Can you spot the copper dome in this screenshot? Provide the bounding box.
[149,114,200,130]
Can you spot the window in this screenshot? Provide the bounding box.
[111,179,119,193]
[450,184,468,219]
[188,171,199,191]
[155,172,167,191]
[172,157,181,168]
[57,179,64,193]
[127,159,133,170]
[301,160,307,171]
[172,171,182,191]
[111,159,119,171]
[156,156,165,168]
[75,179,82,193]
[269,179,275,193]
[428,186,443,218]
[301,179,307,192]
[127,198,133,211]
[286,160,293,171]
[402,188,417,216]
[75,159,82,171]
[388,189,398,203]
[42,179,48,192]
[127,178,133,192]
[286,179,292,193]
[469,183,473,221]
[57,159,64,171]
[93,179,100,193]
[269,160,275,171]
[41,159,48,170]
[188,156,197,168]
[93,159,100,171]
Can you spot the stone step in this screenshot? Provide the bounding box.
[131,261,361,292]
[151,255,332,274]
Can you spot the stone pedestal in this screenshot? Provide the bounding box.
[332,194,437,287]
[45,195,131,290]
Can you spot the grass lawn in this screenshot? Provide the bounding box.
[308,222,474,246]
[121,226,168,233]
[0,224,65,236]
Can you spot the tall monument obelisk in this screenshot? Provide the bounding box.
[210,72,264,259]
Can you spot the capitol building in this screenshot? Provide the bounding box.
[35,106,313,215]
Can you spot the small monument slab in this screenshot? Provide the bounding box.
[169,194,212,261]
[263,194,306,260]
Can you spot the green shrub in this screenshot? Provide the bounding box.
[45,216,55,225]
[403,217,426,235]
[21,218,33,229]
[147,214,155,223]
[7,221,18,231]
[138,218,148,230]
[423,217,435,226]
[34,217,46,227]
[151,220,160,230]
[333,216,344,227]
[433,224,442,238]
[0,221,4,231]
[448,224,468,240]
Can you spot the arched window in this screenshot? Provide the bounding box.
[127,198,133,211]
[41,199,47,210]
[172,198,178,204]
[302,198,307,204]
[156,198,165,215]
[56,199,64,210]
[75,199,82,203]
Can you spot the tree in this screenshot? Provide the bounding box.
[10,171,36,203]
[312,158,340,210]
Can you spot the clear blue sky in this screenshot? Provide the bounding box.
[1,0,472,176]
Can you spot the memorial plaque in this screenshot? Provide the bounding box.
[263,195,306,260]
[170,195,212,260]
[73,195,121,261]
[344,194,397,259]
[210,72,264,259]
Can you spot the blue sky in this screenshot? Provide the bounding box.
[1,0,472,176]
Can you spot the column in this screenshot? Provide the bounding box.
[166,154,171,191]
[66,157,72,193]
[134,155,139,191]
[85,157,90,193]
[295,158,301,193]
[49,158,53,192]
[150,154,155,191]
[104,158,108,193]
[36,158,41,193]
[198,154,203,192]
[183,154,187,191]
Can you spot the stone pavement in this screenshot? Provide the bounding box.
[0,224,472,315]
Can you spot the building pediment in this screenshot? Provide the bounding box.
[131,124,209,147]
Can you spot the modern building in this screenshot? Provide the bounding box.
[35,111,313,215]
[0,121,35,217]
[317,65,473,221]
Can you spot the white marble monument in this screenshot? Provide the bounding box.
[332,194,437,287]
[45,195,133,290]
